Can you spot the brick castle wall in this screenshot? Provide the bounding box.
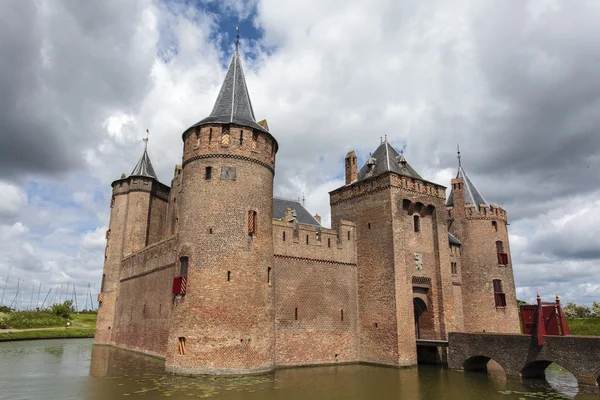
[274,257,358,366]
[111,238,177,357]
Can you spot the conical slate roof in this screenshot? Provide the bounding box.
[130,148,157,179]
[446,166,488,210]
[190,48,267,132]
[357,141,422,181]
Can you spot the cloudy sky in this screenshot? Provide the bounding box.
[1,0,599,309]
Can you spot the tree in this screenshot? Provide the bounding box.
[592,302,600,318]
[51,300,74,319]
[562,302,592,318]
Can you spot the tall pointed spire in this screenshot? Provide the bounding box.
[190,28,267,132]
[130,132,158,179]
[446,148,488,210]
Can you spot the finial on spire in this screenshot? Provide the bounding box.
[302,193,305,206]
[457,143,462,167]
[143,129,149,150]
[235,26,240,51]
[384,134,387,142]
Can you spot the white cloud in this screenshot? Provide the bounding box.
[0,182,27,218]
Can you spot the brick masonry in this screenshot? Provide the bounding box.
[95,125,520,374]
[448,332,600,388]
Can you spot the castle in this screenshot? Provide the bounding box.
[94,44,520,375]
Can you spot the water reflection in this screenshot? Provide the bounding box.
[0,339,596,400]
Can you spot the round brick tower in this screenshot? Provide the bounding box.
[446,154,520,334]
[165,46,278,375]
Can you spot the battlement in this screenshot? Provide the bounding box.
[273,219,357,265]
[120,236,177,282]
[447,203,507,221]
[330,172,446,206]
[111,175,170,202]
[181,123,278,173]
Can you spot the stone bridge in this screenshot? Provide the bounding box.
[448,332,600,389]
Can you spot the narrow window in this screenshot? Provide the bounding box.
[496,240,504,253]
[451,262,457,275]
[328,238,331,248]
[493,279,506,307]
[252,132,258,149]
[178,337,186,355]
[248,211,257,236]
[209,128,212,144]
[267,267,271,285]
[492,221,498,232]
[239,130,243,146]
[341,309,344,321]
[282,231,286,241]
[101,274,106,292]
[414,215,420,232]
[179,257,188,276]
[306,235,309,245]
[209,227,213,234]
[347,231,351,240]
[375,323,378,328]
[227,271,231,281]
[205,166,212,180]
[368,223,371,230]
[295,307,298,320]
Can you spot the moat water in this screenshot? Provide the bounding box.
[0,339,596,400]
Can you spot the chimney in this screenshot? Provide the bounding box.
[345,150,358,184]
[313,214,322,224]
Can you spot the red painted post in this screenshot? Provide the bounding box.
[555,293,570,336]
[536,292,545,346]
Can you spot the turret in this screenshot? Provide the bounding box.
[95,141,170,344]
[446,146,519,333]
[165,39,278,375]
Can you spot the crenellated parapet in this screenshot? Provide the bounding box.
[330,173,446,207]
[462,204,507,221]
[120,236,177,282]
[273,219,356,265]
[181,123,277,173]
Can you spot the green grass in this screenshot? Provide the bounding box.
[0,328,94,342]
[566,318,600,336]
[0,311,66,329]
[0,311,97,341]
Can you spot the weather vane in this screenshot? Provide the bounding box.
[235,26,240,50]
[143,129,149,150]
[457,143,462,167]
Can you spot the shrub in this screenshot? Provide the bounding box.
[51,300,74,319]
[0,306,12,313]
[0,312,10,329]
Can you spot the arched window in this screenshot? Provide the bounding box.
[179,257,189,276]
[492,221,498,231]
[414,215,420,232]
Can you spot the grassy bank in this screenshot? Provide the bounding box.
[0,328,94,341]
[0,311,96,342]
[566,318,600,336]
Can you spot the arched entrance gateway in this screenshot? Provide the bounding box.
[413,297,434,340]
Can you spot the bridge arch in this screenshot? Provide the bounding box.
[521,359,577,381]
[463,355,506,374]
